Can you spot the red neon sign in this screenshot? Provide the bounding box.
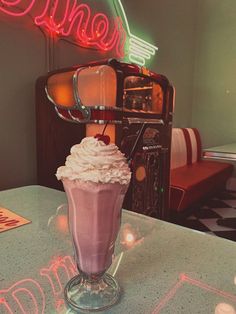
[0,0,126,57]
[0,0,36,16]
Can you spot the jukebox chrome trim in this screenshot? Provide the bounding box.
[89,105,122,111]
[91,119,122,124]
[71,68,123,123]
[73,67,91,122]
[69,110,123,124]
[45,66,123,125]
[125,117,164,125]
[54,106,76,123]
[55,106,122,124]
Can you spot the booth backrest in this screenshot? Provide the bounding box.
[171,128,202,170]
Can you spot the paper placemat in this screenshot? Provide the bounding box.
[0,207,31,233]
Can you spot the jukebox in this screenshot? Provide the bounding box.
[36,59,174,220]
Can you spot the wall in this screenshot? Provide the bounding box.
[0,0,197,190]
[0,18,45,190]
[192,0,236,148]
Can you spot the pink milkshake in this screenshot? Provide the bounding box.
[62,179,128,275]
[56,136,131,312]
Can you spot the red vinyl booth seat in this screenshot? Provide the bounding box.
[170,128,234,212]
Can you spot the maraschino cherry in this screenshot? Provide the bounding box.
[94,121,110,145]
[94,134,110,145]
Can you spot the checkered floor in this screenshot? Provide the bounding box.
[173,191,236,242]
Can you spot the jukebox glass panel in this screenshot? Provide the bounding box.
[123,76,164,113]
[76,65,117,108]
[47,71,75,108]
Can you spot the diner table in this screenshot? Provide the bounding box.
[203,143,236,162]
[1,185,236,314]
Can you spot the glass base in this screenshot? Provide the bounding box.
[64,273,120,312]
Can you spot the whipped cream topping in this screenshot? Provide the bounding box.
[56,137,131,185]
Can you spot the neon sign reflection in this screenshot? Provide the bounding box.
[0,255,76,313]
[152,273,236,314]
[0,219,143,313]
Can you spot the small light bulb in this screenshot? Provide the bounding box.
[126,232,134,243]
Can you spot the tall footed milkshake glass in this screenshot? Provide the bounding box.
[56,137,131,312]
[63,179,129,311]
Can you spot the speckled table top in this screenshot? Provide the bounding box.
[1,185,236,314]
[204,143,236,161]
